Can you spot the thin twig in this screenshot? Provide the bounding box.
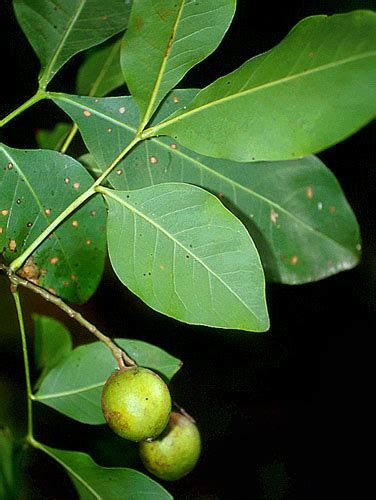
[0,264,135,369]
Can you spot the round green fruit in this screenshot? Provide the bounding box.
[101,367,171,442]
[139,411,201,481]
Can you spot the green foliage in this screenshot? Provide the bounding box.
[34,336,181,424]
[0,145,107,303]
[76,39,125,97]
[0,0,375,497]
[33,314,73,388]
[121,0,235,127]
[102,183,268,331]
[13,0,132,88]
[149,11,376,161]
[37,443,172,499]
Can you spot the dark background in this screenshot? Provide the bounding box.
[1,0,375,498]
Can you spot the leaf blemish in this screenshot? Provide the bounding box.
[44,208,52,215]
[7,162,13,170]
[50,257,59,265]
[73,182,81,190]
[328,206,336,214]
[119,106,126,114]
[107,128,113,133]
[149,156,158,164]
[270,209,279,223]
[1,209,9,216]
[170,143,177,149]
[90,210,97,217]
[173,95,179,104]
[71,220,79,228]
[64,177,70,184]
[8,240,17,252]
[83,110,91,117]
[306,186,313,199]
[290,255,299,265]
[116,169,123,175]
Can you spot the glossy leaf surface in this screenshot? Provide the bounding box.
[13,0,132,88]
[0,144,106,303]
[34,339,182,424]
[54,92,361,284]
[121,0,235,127]
[33,314,73,388]
[39,444,172,499]
[149,11,376,161]
[103,184,269,332]
[76,39,125,97]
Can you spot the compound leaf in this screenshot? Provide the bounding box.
[34,339,182,424]
[102,183,269,332]
[121,0,235,127]
[53,91,361,284]
[148,11,376,161]
[0,144,106,304]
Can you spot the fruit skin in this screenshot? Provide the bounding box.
[139,411,201,481]
[101,367,171,442]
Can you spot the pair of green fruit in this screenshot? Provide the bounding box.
[101,367,201,481]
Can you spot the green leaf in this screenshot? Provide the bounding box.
[33,314,73,388]
[101,183,269,332]
[52,92,361,284]
[0,144,106,304]
[0,427,21,499]
[13,0,132,88]
[34,339,182,424]
[121,0,235,127]
[37,443,172,499]
[76,39,125,97]
[35,122,71,150]
[146,10,376,161]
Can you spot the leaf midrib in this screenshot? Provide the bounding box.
[40,0,87,87]
[52,95,356,255]
[39,445,101,500]
[35,381,103,400]
[139,0,186,128]
[152,49,376,132]
[1,147,80,294]
[102,187,261,322]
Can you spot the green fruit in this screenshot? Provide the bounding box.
[101,367,171,442]
[139,411,201,481]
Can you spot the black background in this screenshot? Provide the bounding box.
[0,1,375,499]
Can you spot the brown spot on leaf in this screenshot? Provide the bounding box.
[116,169,123,176]
[0,227,3,234]
[90,210,97,217]
[119,106,126,114]
[149,156,158,164]
[306,186,313,199]
[107,128,112,133]
[328,206,336,214]
[290,255,299,265]
[71,274,77,281]
[170,143,177,149]
[44,208,51,216]
[19,257,40,284]
[50,257,59,265]
[1,210,9,216]
[48,288,57,295]
[83,110,91,117]
[73,182,80,190]
[270,209,279,223]
[64,177,70,184]
[7,162,13,170]
[85,239,91,246]
[172,95,179,104]
[71,220,79,228]
[8,240,17,252]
